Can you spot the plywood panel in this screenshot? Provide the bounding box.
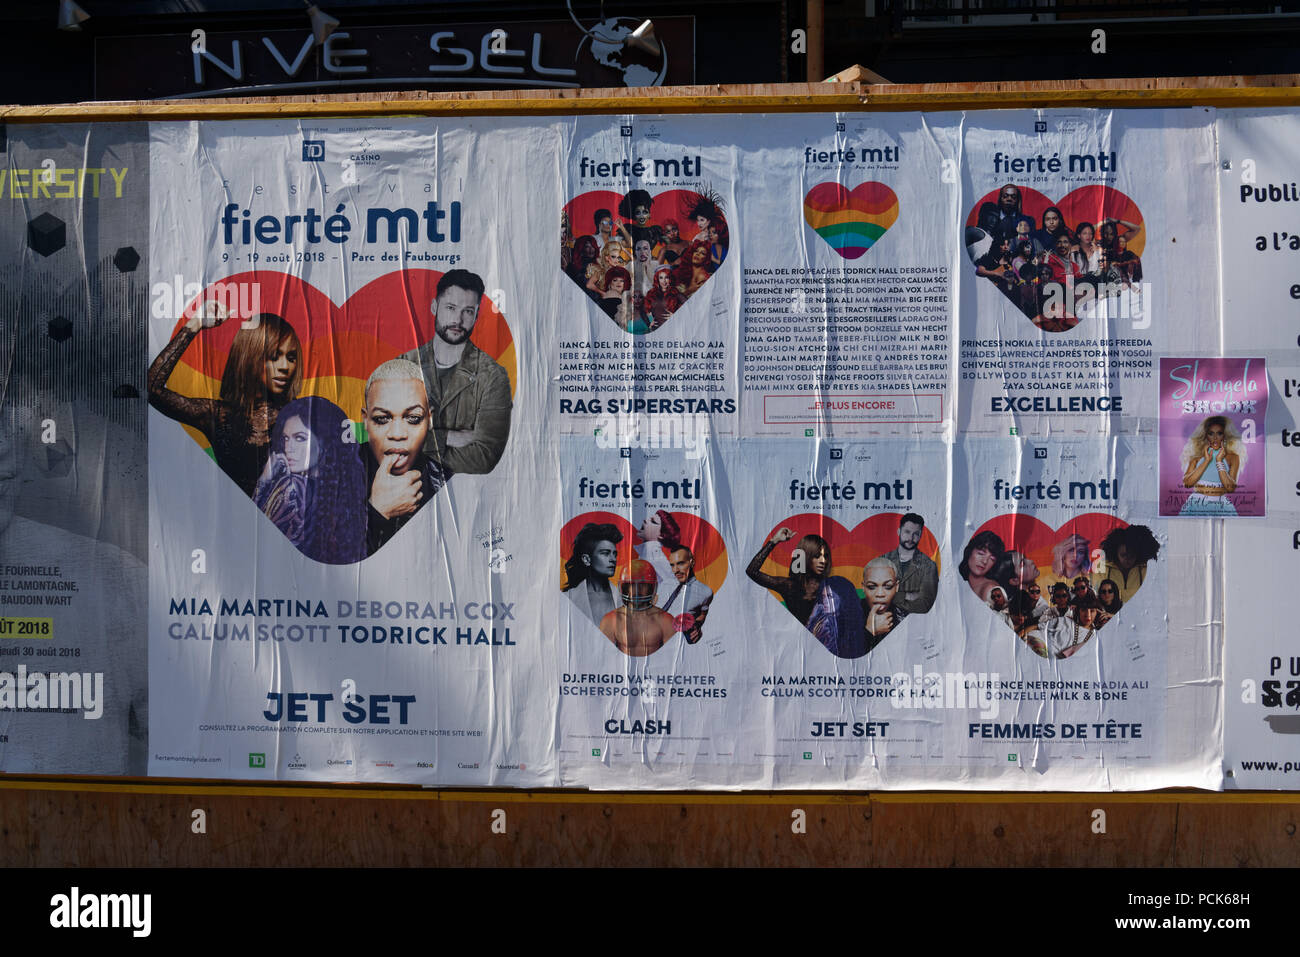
[1,786,1298,867]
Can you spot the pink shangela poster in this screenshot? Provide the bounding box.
[1159,358,1267,517]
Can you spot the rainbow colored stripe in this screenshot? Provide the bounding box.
[803,182,900,259]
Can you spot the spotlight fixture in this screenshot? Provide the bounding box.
[625,20,661,57]
[307,4,339,47]
[57,0,90,31]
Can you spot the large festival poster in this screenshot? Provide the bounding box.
[736,113,961,439]
[146,118,560,784]
[945,437,1219,789]
[0,124,150,776]
[958,109,1219,437]
[1216,110,1300,788]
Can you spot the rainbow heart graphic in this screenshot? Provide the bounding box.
[802,182,900,259]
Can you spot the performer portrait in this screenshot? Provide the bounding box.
[959,529,1007,604]
[1179,415,1245,516]
[253,395,368,564]
[666,546,713,644]
[358,359,447,555]
[599,560,676,657]
[563,521,624,626]
[635,509,714,644]
[148,308,302,497]
[746,527,831,628]
[405,268,513,475]
[1090,524,1161,603]
[862,555,908,649]
[881,513,938,614]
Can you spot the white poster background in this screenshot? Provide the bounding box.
[1218,109,1300,787]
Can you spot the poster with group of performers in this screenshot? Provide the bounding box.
[0,106,1294,790]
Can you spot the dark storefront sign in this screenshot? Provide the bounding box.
[95,17,694,99]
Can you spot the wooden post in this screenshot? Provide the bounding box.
[807,0,825,82]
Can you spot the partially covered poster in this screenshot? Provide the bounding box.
[0,124,149,775]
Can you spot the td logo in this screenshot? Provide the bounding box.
[249,752,266,768]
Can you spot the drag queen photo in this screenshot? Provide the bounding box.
[1179,415,1245,516]
[253,396,368,564]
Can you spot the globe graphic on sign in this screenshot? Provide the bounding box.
[575,17,668,87]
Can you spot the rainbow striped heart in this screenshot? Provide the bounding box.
[802,182,899,259]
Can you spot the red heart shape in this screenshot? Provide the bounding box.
[560,510,728,657]
[751,513,941,657]
[559,510,727,594]
[562,189,727,334]
[154,269,517,560]
[962,513,1153,658]
[965,184,1145,333]
[165,270,515,417]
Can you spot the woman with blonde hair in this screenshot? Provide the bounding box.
[1180,415,1245,516]
[149,309,303,497]
[586,238,630,296]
